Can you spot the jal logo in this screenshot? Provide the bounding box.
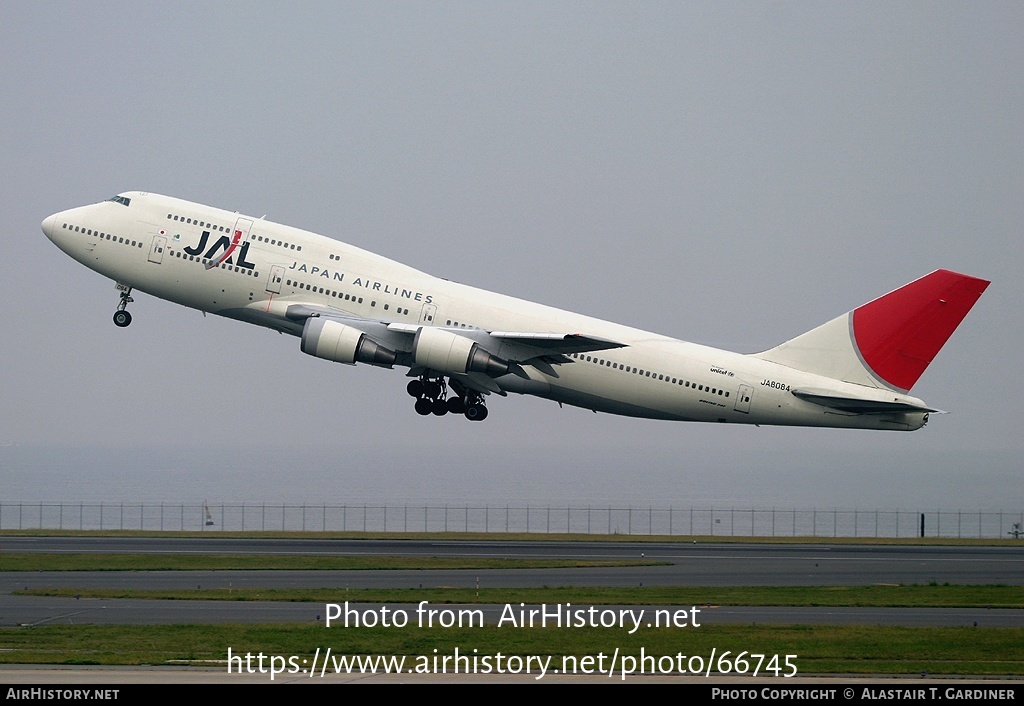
[183,230,256,269]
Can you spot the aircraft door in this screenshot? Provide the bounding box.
[148,235,166,264]
[418,303,437,325]
[266,265,284,294]
[734,384,753,414]
[232,217,254,242]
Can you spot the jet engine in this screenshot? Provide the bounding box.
[412,326,510,377]
[301,317,396,367]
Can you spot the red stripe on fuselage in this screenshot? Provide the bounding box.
[205,229,242,270]
[852,270,989,391]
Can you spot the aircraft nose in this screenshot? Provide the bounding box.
[41,213,57,240]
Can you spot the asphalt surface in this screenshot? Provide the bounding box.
[0,537,1020,627]
[2,536,1021,685]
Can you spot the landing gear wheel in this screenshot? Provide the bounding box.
[113,286,134,327]
[411,374,450,417]
[465,404,488,421]
[406,380,424,398]
[446,396,466,414]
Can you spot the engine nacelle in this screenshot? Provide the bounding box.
[413,327,510,377]
[301,318,396,368]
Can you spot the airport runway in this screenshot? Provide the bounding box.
[1,537,1021,627]
[3,536,1021,585]
[3,594,1020,628]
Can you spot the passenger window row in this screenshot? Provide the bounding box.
[569,352,730,397]
[169,249,259,277]
[253,234,301,252]
[285,279,413,317]
[62,222,143,250]
[165,213,303,253]
[167,213,229,232]
[287,279,364,305]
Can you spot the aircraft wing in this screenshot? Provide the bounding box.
[489,331,626,353]
[287,304,627,370]
[387,324,626,369]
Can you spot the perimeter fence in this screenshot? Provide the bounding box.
[1,502,1021,539]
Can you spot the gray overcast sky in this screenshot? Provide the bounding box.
[1,2,1020,509]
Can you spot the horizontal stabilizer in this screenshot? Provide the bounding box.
[791,388,939,414]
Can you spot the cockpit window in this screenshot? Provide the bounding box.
[106,195,131,207]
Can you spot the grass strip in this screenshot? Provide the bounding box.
[19,584,1023,608]
[0,624,1020,675]
[0,553,660,572]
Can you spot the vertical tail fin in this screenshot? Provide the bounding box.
[753,270,989,392]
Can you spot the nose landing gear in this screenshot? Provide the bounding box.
[113,286,134,327]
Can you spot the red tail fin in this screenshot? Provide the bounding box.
[852,270,989,391]
[754,270,988,393]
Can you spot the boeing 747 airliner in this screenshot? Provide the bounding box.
[42,192,988,427]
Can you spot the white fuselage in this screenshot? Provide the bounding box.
[42,191,931,430]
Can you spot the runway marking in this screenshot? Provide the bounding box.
[22,606,106,627]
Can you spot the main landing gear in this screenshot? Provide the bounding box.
[113,287,134,327]
[406,375,488,421]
